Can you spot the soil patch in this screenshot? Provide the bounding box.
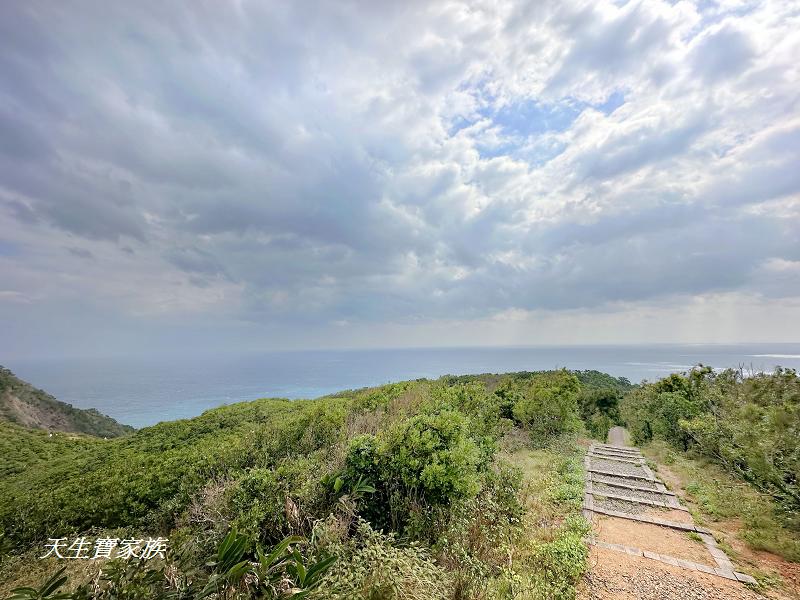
[643,507,695,524]
[594,516,716,566]
[580,546,763,600]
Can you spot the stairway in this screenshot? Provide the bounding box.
[583,442,757,586]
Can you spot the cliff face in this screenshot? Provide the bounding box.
[0,366,133,437]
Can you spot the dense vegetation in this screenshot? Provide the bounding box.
[7,363,797,596]
[0,367,133,438]
[620,366,800,559]
[573,370,631,441]
[0,370,599,600]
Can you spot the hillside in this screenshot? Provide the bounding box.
[3,367,795,599]
[0,370,599,599]
[0,366,133,438]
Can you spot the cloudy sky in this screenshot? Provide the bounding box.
[2,0,799,358]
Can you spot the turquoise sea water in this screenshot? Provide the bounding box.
[6,344,800,428]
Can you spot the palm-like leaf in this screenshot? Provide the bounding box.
[8,566,71,599]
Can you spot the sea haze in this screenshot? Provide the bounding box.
[7,344,800,428]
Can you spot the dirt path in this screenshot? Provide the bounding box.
[579,430,762,600]
[607,426,629,446]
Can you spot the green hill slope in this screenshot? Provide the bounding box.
[0,366,133,438]
[0,370,600,599]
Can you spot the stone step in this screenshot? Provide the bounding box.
[586,539,756,584]
[584,441,753,589]
[591,444,642,454]
[590,450,644,460]
[589,475,674,496]
[587,467,656,482]
[589,454,644,465]
[590,449,643,459]
[585,505,711,534]
[588,489,689,511]
[594,444,640,453]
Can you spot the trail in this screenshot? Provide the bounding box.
[606,426,628,447]
[580,429,760,600]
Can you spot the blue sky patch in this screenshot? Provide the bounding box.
[594,90,626,115]
[0,240,20,257]
[481,98,584,137]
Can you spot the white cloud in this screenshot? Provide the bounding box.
[0,0,798,355]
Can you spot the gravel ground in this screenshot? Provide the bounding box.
[591,474,663,491]
[593,482,667,503]
[606,427,630,446]
[591,457,649,478]
[595,495,650,515]
[591,450,642,460]
[583,567,764,600]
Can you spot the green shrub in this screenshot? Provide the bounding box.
[380,409,483,506]
[228,467,288,541]
[300,399,349,451]
[311,517,449,600]
[548,457,585,509]
[228,455,330,544]
[622,367,800,515]
[525,516,589,600]
[585,412,613,442]
[513,371,582,446]
[430,463,523,597]
[341,409,490,534]
[349,382,418,413]
[344,435,381,486]
[494,379,523,421]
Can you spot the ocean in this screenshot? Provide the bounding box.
[6,344,800,428]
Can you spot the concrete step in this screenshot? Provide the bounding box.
[587,467,656,482]
[585,505,709,533]
[586,539,756,584]
[588,488,689,511]
[589,454,644,465]
[589,475,675,496]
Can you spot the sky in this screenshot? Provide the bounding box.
[1,0,799,359]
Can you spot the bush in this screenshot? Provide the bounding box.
[380,409,483,506]
[228,467,289,541]
[343,435,381,486]
[311,517,450,600]
[513,371,582,446]
[493,379,523,421]
[341,409,489,534]
[585,412,613,441]
[622,367,800,515]
[525,515,589,599]
[228,455,330,544]
[431,462,524,597]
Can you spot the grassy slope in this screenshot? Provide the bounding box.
[0,396,307,545]
[0,367,133,438]
[0,372,599,599]
[0,434,592,600]
[498,436,589,599]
